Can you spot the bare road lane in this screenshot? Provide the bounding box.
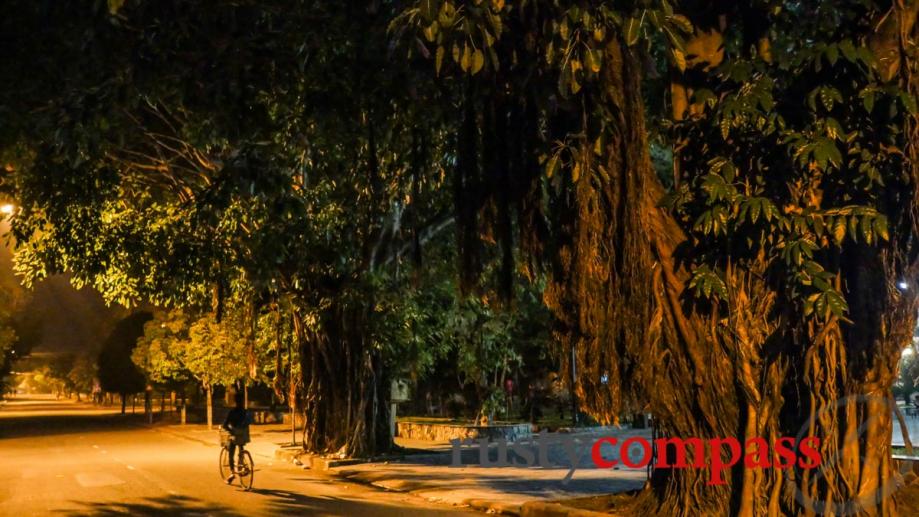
[0,395,475,516]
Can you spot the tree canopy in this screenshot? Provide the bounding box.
[2,1,919,515]
[97,312,151,403]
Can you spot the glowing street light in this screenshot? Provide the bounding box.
[0,204,14,215]
[898,280,910,291]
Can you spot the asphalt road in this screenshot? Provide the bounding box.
[0,395,474,516]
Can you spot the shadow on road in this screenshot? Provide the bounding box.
[58,494,243,516]
[60,489,465,516]
[250,486,468,515]
[0,411,144,439]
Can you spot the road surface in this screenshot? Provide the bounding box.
[0,395,475,516]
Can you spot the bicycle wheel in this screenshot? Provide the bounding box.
[218,447,232,480]
[237,450,254,490]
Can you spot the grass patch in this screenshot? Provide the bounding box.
[893,446,919,457]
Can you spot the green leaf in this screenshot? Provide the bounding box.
[860,215,873,245]
[825,289,849,318]
[861,89,875,113]
[423,22,438,42]
[825,118,844,140]
[586,49,602,73]
[689,265,728,301]
[471,48,485,75]
[832,217,846,244]
[816,137,842,168]
[545,153,560,178]
[839,40,856,62]
[624,15,642,46]
[804,292,821,316]
[848,215,859,242]
[720,117,731,140]
[667,14,693,34]
[874,214,890,241]
[108,0,125,15]
[435,46,445,75]
[750,198,762,223]
[825,44,839,65]
[672,48,686,72]
[439,2,457,28]
[461,43,472,71]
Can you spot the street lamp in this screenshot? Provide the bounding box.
[0,204,14,215]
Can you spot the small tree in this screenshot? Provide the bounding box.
[254,302,301,443]
[183,315,248,428]
[68,355,96,401]
[98,313,151,413]
[134,309,249,428]
[132,310,190,387]
[440,297,520,424]
[48,353,76,398]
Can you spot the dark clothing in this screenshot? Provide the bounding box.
[223,407,250,430]
[228,442,240,470]
[223,407,250,471]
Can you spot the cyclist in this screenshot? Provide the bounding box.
[221,391,251,484]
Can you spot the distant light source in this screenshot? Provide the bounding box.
[0,204,14,215]
[898,280,910,291]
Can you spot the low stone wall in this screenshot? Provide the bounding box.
[396,421,532,442]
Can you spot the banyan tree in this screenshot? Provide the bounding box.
[5,0,919,513]
[397,0,919,515]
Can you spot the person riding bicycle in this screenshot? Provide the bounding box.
[221,391,251,484]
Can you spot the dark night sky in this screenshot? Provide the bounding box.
[0,220,128,355]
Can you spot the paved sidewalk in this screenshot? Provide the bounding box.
[334,427,651,515]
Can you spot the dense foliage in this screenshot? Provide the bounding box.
[2,0,919,514]
[97,312,151,412]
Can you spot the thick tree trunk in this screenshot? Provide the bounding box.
[543,37,919,516]
[295,301,392,458]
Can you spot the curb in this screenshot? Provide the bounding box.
[333,468,628,516]
[332,469,499,512]
[519,501,611,517]
[276,447,442,472]
[464,498,522,515]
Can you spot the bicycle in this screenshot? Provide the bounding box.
[219,429,254,490]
